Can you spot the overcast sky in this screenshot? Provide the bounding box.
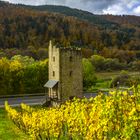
[3,0,140,16]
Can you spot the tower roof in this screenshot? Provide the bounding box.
[44,80,59,88]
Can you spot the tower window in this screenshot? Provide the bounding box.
[70,71,73,77]
[53,71,55,77]
[53,56,55,62]
[70,56,72,62]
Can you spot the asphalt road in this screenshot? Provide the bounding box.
[0,93,106,108]
[0,96,46,108]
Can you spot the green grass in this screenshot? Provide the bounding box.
[0,108,29,140]
[89,80,111,92]
[95,71,140,80]
[91,71,140,92]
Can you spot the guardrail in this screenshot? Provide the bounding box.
[0,93,46,99]
[0,88,132,99]
[0,90,106,99]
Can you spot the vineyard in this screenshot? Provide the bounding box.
[5,88,140,140]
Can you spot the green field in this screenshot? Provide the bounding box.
[0,109,28,140]
[89,71,140,92]
[95,71,140,80]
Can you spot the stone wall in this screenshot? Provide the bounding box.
[49,42,60,81]
[60,48,83,100]
[48,41,83,101]
[48,42,61,99]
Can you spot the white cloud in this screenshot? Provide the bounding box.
[103,4,126,15]
[133,6,140,15]
[3,0,140,16]
[124,0,139,9]
[5,0,47,5]
[103,0,140,16]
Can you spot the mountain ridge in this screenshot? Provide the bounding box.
[0,0,140,61]
[15,2,140,26]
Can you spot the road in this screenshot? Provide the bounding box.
[0,96,46,108]
[0,93,107,108]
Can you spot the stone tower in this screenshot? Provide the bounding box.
[44,41,83,102]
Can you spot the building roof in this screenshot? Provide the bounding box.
[44,80,59,88]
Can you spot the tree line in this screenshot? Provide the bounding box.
[0,55,48,95]
[0,54,140,95]
[0,2,140,62]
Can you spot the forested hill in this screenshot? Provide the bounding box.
[19,4,140,27]
[0,1,140,61]
[19,4,115,27]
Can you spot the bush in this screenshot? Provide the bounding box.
[90,55,105,71]
[129,60,140,70]
[0,55,48,95]
[5,90,140,140]
[82,58,97,91]
[90,55,126,71]
[110,71,130,88]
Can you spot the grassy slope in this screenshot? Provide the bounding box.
[92,71,140,91]
[96,71,140,80]
[0,109,28,140]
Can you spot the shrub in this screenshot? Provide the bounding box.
[5,89,140,140]
[90,55,126,71]
[82,58,97,91]
[110,71,130,88]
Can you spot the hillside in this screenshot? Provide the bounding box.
[19,4,116,27]
[0,1,140,61]
[20,4,140,27]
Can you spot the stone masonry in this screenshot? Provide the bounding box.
[46,41,83,101]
